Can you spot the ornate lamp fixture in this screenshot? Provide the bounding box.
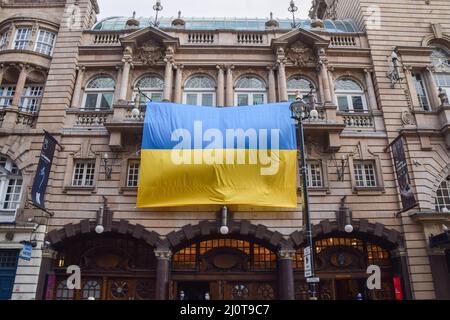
[152,0,164,27]
[288,0,299,29]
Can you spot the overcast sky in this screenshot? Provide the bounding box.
[96,0,311,20]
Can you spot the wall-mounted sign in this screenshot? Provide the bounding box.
[390,135,418,212]
[31,132,58,209]
[19,242,33,261]
[304,246,312,278]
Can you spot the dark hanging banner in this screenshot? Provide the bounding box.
[391,136,417,212]
[31,132,57,209]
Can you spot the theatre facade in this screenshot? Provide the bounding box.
[0,0,449,300]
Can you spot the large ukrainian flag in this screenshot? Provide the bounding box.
[137,102,298,208]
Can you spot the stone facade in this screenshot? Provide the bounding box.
[0,0,448,300]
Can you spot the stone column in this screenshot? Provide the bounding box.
[163,48,175,102]
[277,60,288,102]
[174,64,184,104]
[8,24,16,50]
[114,65,123,103]
[119,48,133,102]
[225,65,234,106]
[35,248,57,300]
[317,67,325,104]
[267,65,277,103]
[319,60,332,104]
[364,68,378,110]
[12,64,28,108]
[0,64,4,86]
[428,248,450,299]
[328,66,336,104]
[216,65,225,107]
[71,65,85,108]
[278,249,295,300]
[425,66,440,108]
[155,248,172,300]
[402,65,420,109]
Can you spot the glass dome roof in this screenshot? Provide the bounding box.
[92,16,360,33]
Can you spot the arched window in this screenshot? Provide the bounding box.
[183,75,216,107]
[335,78,367,112]
[133,74,164,106]
[0,155,23,222]
[287,76,316,103]
[431,46,450,99]
[82,76,115,111]
[235,75,267,106]
[436,175,450,212]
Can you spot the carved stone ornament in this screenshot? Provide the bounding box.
[285,41,314,66]
[135,40,163,65]
[401,109,415,126]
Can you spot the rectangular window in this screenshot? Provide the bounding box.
[201,93,214,107]
[434,73,450,101]
[337,96,349,111]
[252,94,264,105]
[19,86,43,113]
[307,161,323,188]
[337,95,367,112]
[0,32,8,50]
[237,94,248,106]
[83,92,113,111]
[35,30,56,56]
[0,86,15,108]
[14,28,31,50]
[354,161,377,187]
[412,73,431,111]
[72,161,96,187]
[3,178,23,210]
[186,94,197,105]
[127,160,140,187]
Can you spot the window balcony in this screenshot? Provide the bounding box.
[412,103,450,149]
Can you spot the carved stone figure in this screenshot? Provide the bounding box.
[285,41,314,66]
[136,40,163,65]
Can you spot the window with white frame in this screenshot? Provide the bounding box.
[0,155,23,221]
[82,76,115,111]
[127,160,140,187]
[435,176,450,213]
[19,85,43,113]
[335,78,367,113]
[306,161,323,188]
[353,161,377,187]
[412,72,431,111]
[14,28,31,50]
[235,75,267,106]
[72,160,96,187]
[431,46,450,101]
[0,32,8,50]
[0,86,15,108]
[183,75,216,107]
[287,76,316,104]
[35,30,56,56]
[133,74,164,106]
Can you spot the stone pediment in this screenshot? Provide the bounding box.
[271,28,329,48]
[285,41,316,66]
[120,26,179,51]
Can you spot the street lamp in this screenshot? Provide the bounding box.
[290,92,318,300]
[288,0,299,29]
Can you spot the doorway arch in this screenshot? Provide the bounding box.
[45,220,162,300]
[289,219,405,300]
[165,220,288,300]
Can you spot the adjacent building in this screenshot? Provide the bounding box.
[0,0,449,300]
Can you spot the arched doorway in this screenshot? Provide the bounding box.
[293,235,396,300]
[51,232,156,300]
[170,237,278,300]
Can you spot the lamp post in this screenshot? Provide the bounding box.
[288,0,299,29]
[289,92,318,300]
